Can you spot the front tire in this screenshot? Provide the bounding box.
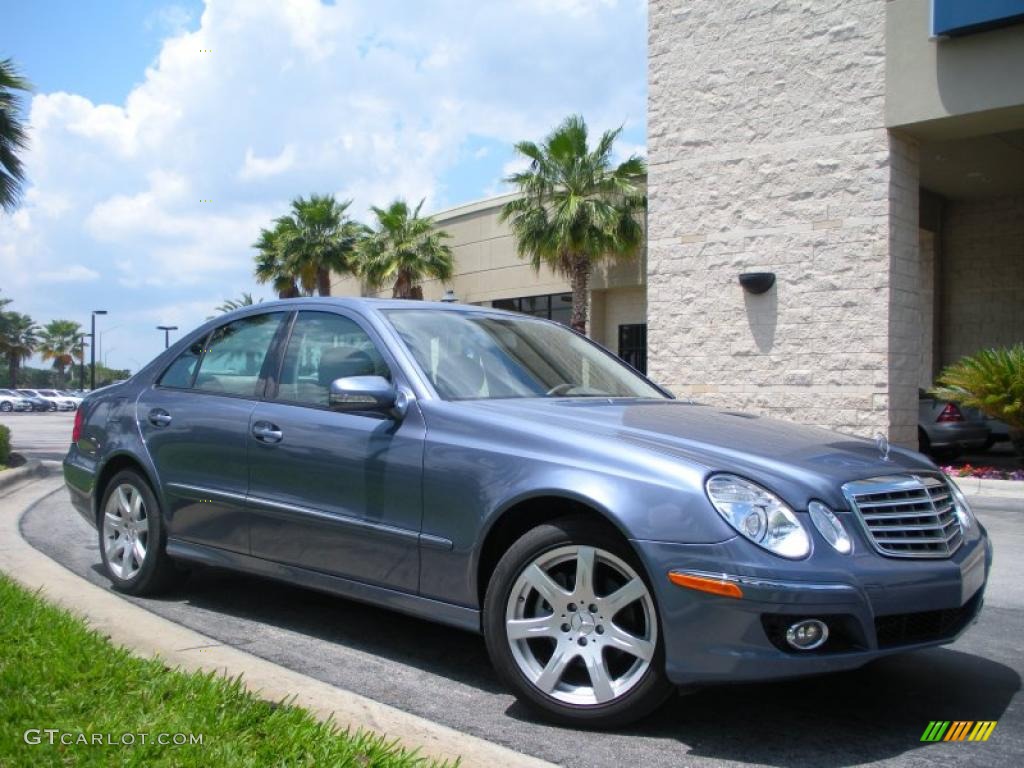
[0,401,11,412]
[98,470,183,595]
[484,517,673,727]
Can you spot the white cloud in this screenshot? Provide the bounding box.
[38,265,100,282]
[3,0,645,371]
[239,144,297,180]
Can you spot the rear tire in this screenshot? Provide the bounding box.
[484,516,673,728]
[0,402,11,412]
[98,469,183,595]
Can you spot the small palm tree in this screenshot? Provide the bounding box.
[359,199,453,299]
[253,224,301,299]
[501,115,646,333]
[0,312,39,387]
[932,345,1024,458]
[216,293,261,313]
[0,58,31,212]
[275,195,364,297]
[38,319,84,386]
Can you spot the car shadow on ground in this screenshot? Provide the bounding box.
[121,562,1020,767]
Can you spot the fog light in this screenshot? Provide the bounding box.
[785,619,829,650]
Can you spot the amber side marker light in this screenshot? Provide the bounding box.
[668,571,744,599]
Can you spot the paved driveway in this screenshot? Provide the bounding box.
[20,486,1024,768]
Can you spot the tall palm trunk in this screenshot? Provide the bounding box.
[8,356,17,388]
[392,270,413,299]
[569,253,590,334]
[278,281,300,299]
[316,267,332,297]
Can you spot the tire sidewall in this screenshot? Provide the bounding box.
[98,469,169,595]
[483,517,672,727]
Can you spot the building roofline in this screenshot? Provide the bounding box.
[430,190,520,222]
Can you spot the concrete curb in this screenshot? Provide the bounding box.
[0,458,51,491]
[0,475,554,768]
[952,475,1024,500]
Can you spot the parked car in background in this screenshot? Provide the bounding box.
[983,416,1011,450]
[19,388,77,411]
[0,388,33,412]
[57,390,84,409]
[13,389,51,412]
[918,392,990,457]
[64,299,991,727]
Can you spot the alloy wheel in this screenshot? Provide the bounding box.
[102,483,149,580]
[505,544,657,706]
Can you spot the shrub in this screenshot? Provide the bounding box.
[932,344,1024,457]
[0,424,10,466]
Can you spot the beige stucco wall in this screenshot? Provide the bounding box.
[940,194,1024,367]
[331,193,647,346]
[648,0,921,444]
[886,0,1024,138]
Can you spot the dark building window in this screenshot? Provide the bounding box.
[492,293,573,326]
[618,323,647,374]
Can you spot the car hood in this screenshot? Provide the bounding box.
[463,398,937,508]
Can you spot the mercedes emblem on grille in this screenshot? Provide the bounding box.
[874,433,891,462]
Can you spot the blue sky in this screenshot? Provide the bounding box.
[1,0,646,372]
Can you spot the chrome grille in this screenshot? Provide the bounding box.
[842,475,963,559]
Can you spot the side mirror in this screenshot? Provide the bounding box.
[328,376,408,419]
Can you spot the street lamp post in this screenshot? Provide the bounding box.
[78,335,87,390]
[157,325,178,349]
[90,310,107,390]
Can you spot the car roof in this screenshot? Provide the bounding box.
[223,296,522,316]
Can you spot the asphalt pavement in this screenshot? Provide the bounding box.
[0,411,75,461]
[20,480,1024,768]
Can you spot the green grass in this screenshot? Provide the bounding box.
[0,573,454,767]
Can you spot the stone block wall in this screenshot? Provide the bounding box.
[648,0,920,443]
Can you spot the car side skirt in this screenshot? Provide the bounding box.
[165,539,482,633]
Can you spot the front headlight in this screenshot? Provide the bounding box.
[946,477,975,531]
[705,474,810,559]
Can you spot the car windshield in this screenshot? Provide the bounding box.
[383,309,667,401]
[39,390,58,397]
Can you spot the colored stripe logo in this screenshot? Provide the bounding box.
[921,721,997,742]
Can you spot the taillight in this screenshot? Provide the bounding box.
[937,403,963,423]
[72,408,84,443]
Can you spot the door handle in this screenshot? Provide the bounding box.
[252,421,283,444]
[148,408,172,427]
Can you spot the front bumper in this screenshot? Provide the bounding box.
[633,524,991,686]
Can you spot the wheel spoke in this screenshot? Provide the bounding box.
[507,615,561,641]
[132,536,146,569]
[535,644,575,693]
[120,538,134,572]
[582,651,616,703]
[117,486,132,517]
[574,546,596,599]
[130,492,143,522]
[104,512,124,533]
[523,563,571,606]
[598,577,646,617]
[605,623,655,662]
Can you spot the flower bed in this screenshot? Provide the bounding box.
[942,464,1024,481]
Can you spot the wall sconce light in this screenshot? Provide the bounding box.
[440,289,458,303]
[738,272,776,294]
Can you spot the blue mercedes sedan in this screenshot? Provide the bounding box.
[63,298,991,727]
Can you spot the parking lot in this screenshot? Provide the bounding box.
[0,410,74,462]
[7,410,1022,768]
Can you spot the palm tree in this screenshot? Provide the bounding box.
[1,58,32,213]
[932,345,1024,458]
[500,115,646,334]
[0,312,38,387]
[359,199,454,299]
[38,319,84,386]
[253,224,301,299]
[216,293,261,313]
[275,195,363,297]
